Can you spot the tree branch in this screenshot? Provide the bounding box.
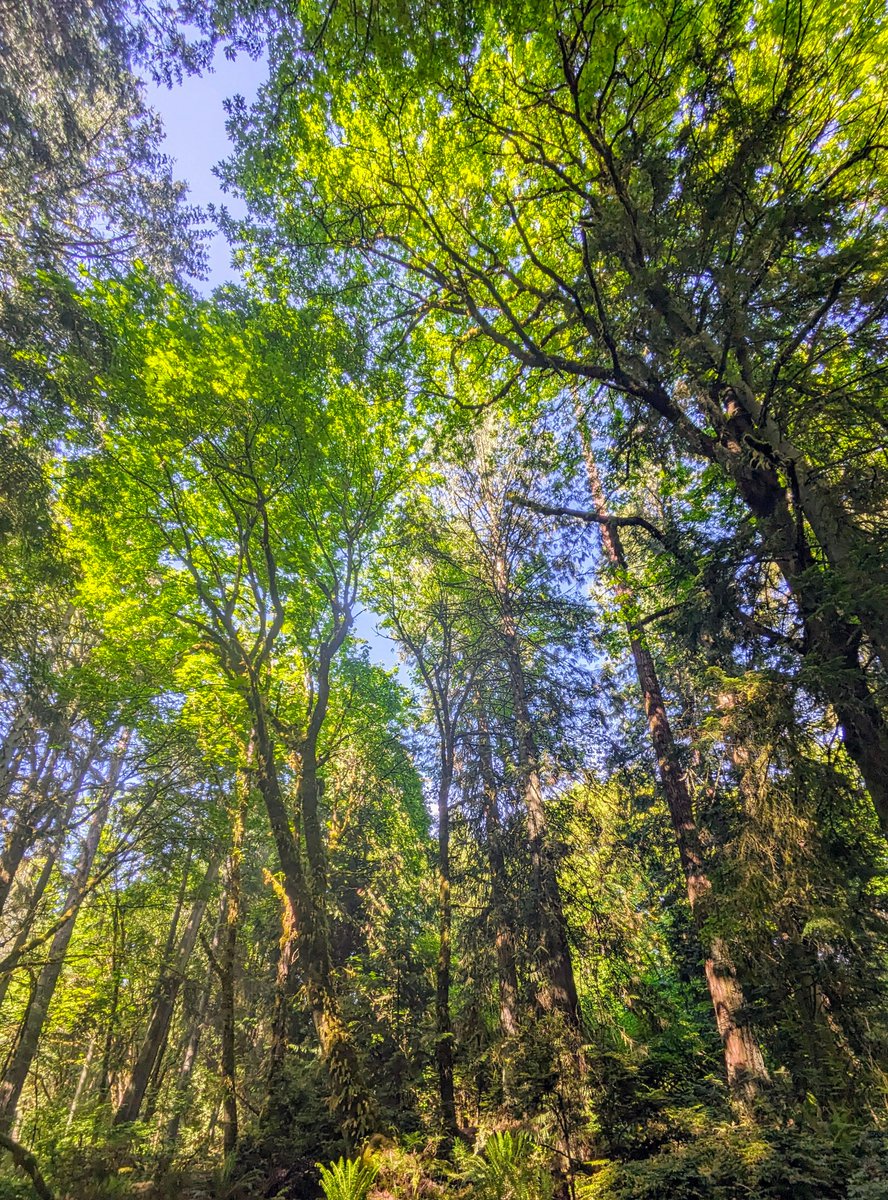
[0,1132,54,1200]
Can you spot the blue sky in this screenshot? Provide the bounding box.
[145,48,266,290]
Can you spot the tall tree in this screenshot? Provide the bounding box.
[67,279,410,1140]
[0,732,128,1131]
[217,0,888,834]
[522,414,770,1097]
[377,534,483,1142]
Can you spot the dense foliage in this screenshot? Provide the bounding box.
[1,1,887,1197]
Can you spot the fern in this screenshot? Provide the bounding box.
[462,1131,553,1200]
[317,1154,380,1200]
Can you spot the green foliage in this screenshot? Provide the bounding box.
[318,1153,380,1200]
[459,1132,553,1200]
[579,1122,888,1200]
[0,1180,34,1200]
[2,2,888,1198]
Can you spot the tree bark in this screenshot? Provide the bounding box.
[0,740,124,1131]
[113,852,221,1126]
[264,889,300,1104]
[251,694,373,1142]
[220,746,250,1158]
[477,717,519,1040]
[716,390,888,674]
[0,705,34,812]
[0,850,57,1018]
[435,755,458,1143]
[493,561,580,1029]
[627,258,888,683]
[0,742,63,922]
[65,1034,96,1131]
[298,732,375,1142]
[731,449,888,835]
[0,820,37,923]
[163,891,227,1159]
[0,745,98,1016]
[0,1130,53,1200]
[96,894,122,1105]
[643,383,888,830]
[578,425,769,1098]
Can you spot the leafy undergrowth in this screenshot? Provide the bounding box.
[3,1119,887,1200]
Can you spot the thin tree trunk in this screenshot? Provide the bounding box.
[0,739,124,1131]
[0,750,94,1017]
[435,754,457,1143]
[477,717,519,1039]
[220,747,250,1158]
[65,1034,96,1131]
[155,856,191,994]
[96,895,122,1105]
[163,892,227,1158]
[113,853,221,1126]
[0,821,37,922]
[492,561,580,1028]
[0,743,62,923]
[0,852,56,1018]
[578,424,769,1098]
[141,1025,172,1123]
[162,974,213,1155]
[0,705,33,812]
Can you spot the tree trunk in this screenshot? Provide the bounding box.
[264,890,300,1104]
[0,746,96,1016]
[477,718,519,1039]
[298,735,374,1141]
[698,401,888,832]
[65,1034,96,1131]
[435,755,458,1143]
[492,556,580,1028]
[0,740,123,1131]
[743,472,888,835]
[96,895,122,1105]
[113,853,221,1126]
[141,1024,172,1123]
[250,681,374,1142]
[723,394,888,673]
[162,976,212,1155]
[637,285,888,680]
[0,742,62,922]
[594,365,888,830]
[0,850,56,1018]
[156,857,191,993]
[0,820,36,922]
[578,424,769,1098]
[220,747,250,1159]
[0,705,33,811]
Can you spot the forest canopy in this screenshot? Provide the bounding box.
[1,1,887,1198]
